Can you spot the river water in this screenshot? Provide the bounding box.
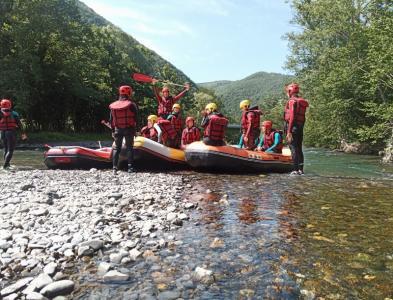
[6,149,393,299]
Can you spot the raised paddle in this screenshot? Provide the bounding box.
[132,73,188,88]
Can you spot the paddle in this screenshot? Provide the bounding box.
[132,73,188,88]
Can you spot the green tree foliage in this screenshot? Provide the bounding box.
[286,0,393,149]
[0,0,195,132]
[199,71,293,125]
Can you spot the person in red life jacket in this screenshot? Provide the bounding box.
[201,102,228,146]
[0,99,27,169]
[140,115,158,142]
[257,120,283,153]
[239,99,262,150]
[284,83,309,175]
[181,116,200,149]
[109,85,138,175]
[152,82,190,119]
[166,103,183,149]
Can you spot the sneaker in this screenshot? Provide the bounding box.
[113,168,118,175]
[3,163,10,170]
[127,166,135,173]
[290,170,300,176]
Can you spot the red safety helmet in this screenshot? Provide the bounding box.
[0,99,12,109]
[262,120,272,129]
[119,85,132,96]
[286,83,299,96]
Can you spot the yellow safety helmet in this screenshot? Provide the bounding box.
[239,99,251,110]
[172,103,181,110]
[147,114,158,123]
[205,102,217,112]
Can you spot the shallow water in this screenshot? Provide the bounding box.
[5,149,393,298]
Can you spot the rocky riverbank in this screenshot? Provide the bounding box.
[0,170,200,299]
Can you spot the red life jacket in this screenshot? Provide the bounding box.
[284,97,309,124]
[241,107,262,132]
[0,110,18,130]
[141,125,158,141]
[204,114,228,141]
[109,100,136,128]
[157,119,177,139]
[158,96,175,117]
[168,113,182,132]
[182,127,200,145]
[263,129,283,152]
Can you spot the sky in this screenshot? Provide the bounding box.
[80,0,295,83]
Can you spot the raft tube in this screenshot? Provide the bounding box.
[44,146,112,169]
[185,141,293,173]
[44,137,186,170]
[131,136,187,169]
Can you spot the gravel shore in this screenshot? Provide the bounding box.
[0,169,199,299]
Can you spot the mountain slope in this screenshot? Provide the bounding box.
[0,0,195,131]
[199,71,293,119]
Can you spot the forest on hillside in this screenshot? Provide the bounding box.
[0,0,201,132]
[286,0,393,151]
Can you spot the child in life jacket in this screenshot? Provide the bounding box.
[181,116,200,149]
[141,115,158,142]
[257,120,283,153]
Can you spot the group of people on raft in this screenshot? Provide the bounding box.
[0,82,308,175]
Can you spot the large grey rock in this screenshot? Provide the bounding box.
[103,270,129,282]
[40,280,75,298]
[1,277,34,297]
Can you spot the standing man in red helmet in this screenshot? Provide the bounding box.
[109,85,138,175]
[284,83,309,175]
[152,82,190,119]
[0,99,27,169]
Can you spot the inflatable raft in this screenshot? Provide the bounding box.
[44,137,186,169]
[185,141,293,173]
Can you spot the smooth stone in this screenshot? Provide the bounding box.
[178,213,189,220]
[157,290,181,300]
[78,246,94,257]
[1,277,34,297]
[40,280,75,298]
[79,239,104,251]
[26,291,48,300]
[3,293,19,300]
[30,209,48,216]
[43,262,57,276]
[129,248,142,261]
[0,240,11,250]
[97,262,112,275]
[103,270,129,282]
[27,273,53,291]
[166,213,177,222]
[0,230,12,240]
[194,267,213,279]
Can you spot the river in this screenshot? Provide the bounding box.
[5,149,393,299]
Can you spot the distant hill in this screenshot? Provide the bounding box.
[199,71,293,120]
